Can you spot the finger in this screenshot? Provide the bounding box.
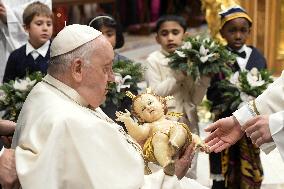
[244,123,258,137]
[183,143,194,158]
[242,116,258,131]
[249,131,261,144]
[204,128,219,143]
[206,137,220,147]
[204,121,219,132]
[254,137,264,147]
[209,140,225,152]
[214,143,231,153]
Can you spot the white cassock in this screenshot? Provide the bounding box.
[233,71,284,161]
[0,0,51,81]
[12,74,208,189]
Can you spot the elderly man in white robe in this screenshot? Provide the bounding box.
[11,24,209,189]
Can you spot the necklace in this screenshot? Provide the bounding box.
[42,79,148,170]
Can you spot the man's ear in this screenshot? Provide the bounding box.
[70,58,84,82]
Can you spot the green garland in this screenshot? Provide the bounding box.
[211,68,273,116]
[0,72,43,121]
[103,60,144,107]
[168,35,236,81]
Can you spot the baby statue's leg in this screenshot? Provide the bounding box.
[152,132,175,176]
[169,125,187,149]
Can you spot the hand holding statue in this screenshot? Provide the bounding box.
[116,88,209,176]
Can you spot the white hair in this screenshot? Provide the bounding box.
[48,36,106,75]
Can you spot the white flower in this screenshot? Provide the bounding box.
[229,72,240,85]
[0,93,6,101]
[199,45,208,56]
[240,92,255,102]
[199,45,214,63]
[202,37,210,43]
[246,68,265,87]
[200,53,215,63]
[13,78,37,91]
[175,50,186,58]
[114,73,132,92]
[181,41,192,50]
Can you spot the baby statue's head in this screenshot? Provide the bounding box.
[126,88,172,123]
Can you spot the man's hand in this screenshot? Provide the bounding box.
[0,120,16,136]
[174,143,195,179]
[0,3,7,24]
[242,115,273,147]
[0,149,20,189]
[204,116,244,153]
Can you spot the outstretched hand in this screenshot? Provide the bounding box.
[242,115,273,147]
[115,109,132,123]
[204,116,244,153]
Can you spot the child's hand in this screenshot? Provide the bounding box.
[115,109,132,122]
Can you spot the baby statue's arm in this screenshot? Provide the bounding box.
[116,109,150,142]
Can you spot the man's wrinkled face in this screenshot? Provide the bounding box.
[79,37,115,108]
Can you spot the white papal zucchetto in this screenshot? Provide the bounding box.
[50,24,102,58]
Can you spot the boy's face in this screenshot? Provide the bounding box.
[220,17,250,51]
[133,94,164,123]
[100,25,116,49]
[156,21,185,53]
[25,15,53,49]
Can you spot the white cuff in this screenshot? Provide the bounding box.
[259,142,276,154]
[233,104,255,126]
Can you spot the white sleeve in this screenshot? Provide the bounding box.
[144,58,178,97]
[143,169,208,189]
[268,112,284,161]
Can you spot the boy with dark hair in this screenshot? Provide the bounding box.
[207,6,266,189]
[144,15,210,179]
[3,1,53,83]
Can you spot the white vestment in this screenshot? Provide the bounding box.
[233,71,284,161]
[0,0,51,81]
[13,74,208,189]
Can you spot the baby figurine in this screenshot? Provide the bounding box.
[116,88,208,176]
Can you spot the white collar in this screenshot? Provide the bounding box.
[26,40,50,57]
[237,45,246,53]
[43,74,89,107]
